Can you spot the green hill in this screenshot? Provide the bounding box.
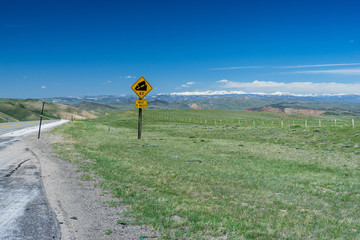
[105,100,190,111]
[185,97,360,115]
[73,101,117,115]
[0,99,97,123]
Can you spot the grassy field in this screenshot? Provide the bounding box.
[53,109,360,239]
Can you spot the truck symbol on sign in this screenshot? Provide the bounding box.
[135,81,147,91]
[131,76,152,99]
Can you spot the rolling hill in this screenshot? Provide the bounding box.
[73,101,117,115]
[43,93,360,116]
[0,99,97,123]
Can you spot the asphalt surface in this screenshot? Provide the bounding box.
[0,120,63,239]
[0,120,57,136]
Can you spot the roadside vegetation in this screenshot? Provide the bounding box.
[53,109,360,239]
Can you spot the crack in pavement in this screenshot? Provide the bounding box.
[4,159,31,178]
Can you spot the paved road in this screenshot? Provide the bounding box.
[0,120,58,136]
[0,120,67,239]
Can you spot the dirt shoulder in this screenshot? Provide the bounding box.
[22,133,156,240]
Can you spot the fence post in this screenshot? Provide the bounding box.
[305,120,307,128]
[38,101,45,139]
[352,119,355,127]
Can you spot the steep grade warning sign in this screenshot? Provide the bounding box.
[131,76,153,99]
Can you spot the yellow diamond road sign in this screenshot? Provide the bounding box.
[131,76,153,99]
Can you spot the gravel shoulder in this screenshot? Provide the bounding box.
[22,133,156,240]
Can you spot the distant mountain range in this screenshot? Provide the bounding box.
[42,92,360,116]
[44,92,360,104]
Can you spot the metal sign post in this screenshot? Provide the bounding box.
[38,101,45,139]
[131,76,152,139]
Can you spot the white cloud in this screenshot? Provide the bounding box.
[41,86,47,89]
[120,75,136,79]
[276,63,360,69]
[289,68,360,75]
[216,80,360,95]
[167,90,350,97]
[169,90,247,96]
[217,79,230,84]
[179,81,196,88]
[210,66,264,70]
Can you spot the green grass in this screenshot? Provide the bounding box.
[105,229,113,235]
[53,109,360,239]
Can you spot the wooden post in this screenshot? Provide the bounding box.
[138,106,142,139]
[334,119,337,126]
[281,120,284,128]
[38,101,45,139]
[305,120,307,128]
[352,119,355,127]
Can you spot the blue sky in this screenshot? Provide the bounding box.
[1,0,360,98]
